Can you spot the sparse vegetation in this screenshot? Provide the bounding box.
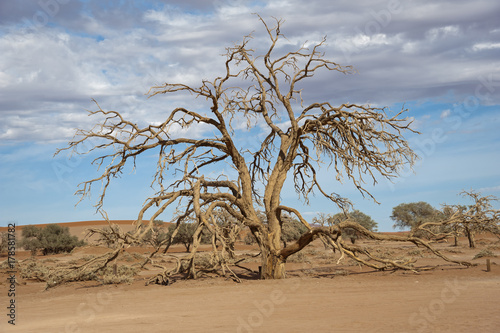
[473,248,497,260]
[18,257,137,287]
[287,251,310,264]
[0,232,8,253]
[100,265,138,285]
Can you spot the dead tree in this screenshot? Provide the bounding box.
[55,16,472,283]
[416,190,500,248]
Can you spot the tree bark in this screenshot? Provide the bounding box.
[261,247,286,279]
[465,227,475,248]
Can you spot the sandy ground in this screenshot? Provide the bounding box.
[1,221,500,332]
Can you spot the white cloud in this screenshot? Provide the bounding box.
[440,109,451,119]
[1,0,500,145]
[472,42,500,51]
[426,25,460,41]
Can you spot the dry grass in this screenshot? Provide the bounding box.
[473,248,497,260]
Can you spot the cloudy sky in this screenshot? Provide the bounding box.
[1,0,499,231]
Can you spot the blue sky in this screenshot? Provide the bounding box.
[1,0,499,231]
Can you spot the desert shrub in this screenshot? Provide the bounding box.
[407,249,423,256]
[286,251,310,263]
[179,253,215,272]
[81,255,96,262]
[132,252,146,260]
[333,269,349,276]
[20,258,137,286]
[445,248,464,254]
[99,265,138,284]
[303,248,319,256]
[243,232,257,245]
[280,216,308,247]
[20,224,85,255]
[0,259,13,269]
[473,248,497,260]
[0,232,8,253]
[122,252,135,262]
[20,259,55,281]
[374,248,395,259]
[194,253,214,269]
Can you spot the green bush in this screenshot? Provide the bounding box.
[20,224,85,255]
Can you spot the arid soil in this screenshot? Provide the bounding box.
[1,221,500,332]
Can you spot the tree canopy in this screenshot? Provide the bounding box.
[391,201,441,231]
[54,16,474,285]
[313,210,377,244]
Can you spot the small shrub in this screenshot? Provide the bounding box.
[281,217,308,247]
[132,252,146,261]
[20,260,53,281]
[445,248,464,254]
[473,249,497,260]
[99,265,138,284]
[407,249,423,256]
[287,251,310,263]
[333,269,349,276]
[122,252,135,262]
[243,233,256,245]
[374,248,395,259]
[304,248,319,256]
[41,258,58,263]
[0,259,13,269]
[0,232,8,253]
[81,255,96,262]
[194,253,214,269]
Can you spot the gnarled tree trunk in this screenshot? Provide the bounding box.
[261,247,286,279]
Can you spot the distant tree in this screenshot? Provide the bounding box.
[20,224,85,255]
[324,210,378,244]
[391,202,441,231]
[167,222,211,252]
[141,220,169,248]
[95,224,124,248]
[312,210,377,244]
[431,191,500,248]
[280,214,308,248]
